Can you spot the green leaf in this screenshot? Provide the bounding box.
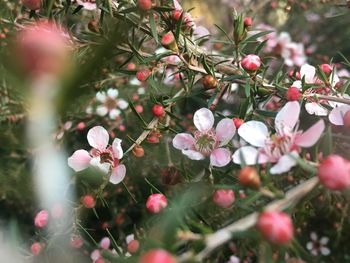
[149,11,159,44]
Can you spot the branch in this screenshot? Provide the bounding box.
[180,177,319,262]
[304,94,350,105]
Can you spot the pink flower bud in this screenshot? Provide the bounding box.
[135,104,143,113]
[77,122,86,130]
[146,193,167,213]
[241,54,261,72]
[70,235,84,248]
[213,189,235,208]
[31,242,42,256]
[343,110,350,129]
[161,32,175,47]
[152,104,165,117]
[136,69,151,82]
[22,0,41,10]
[127,63,136,70]
[139,249,177,263]
[244,17,253,27]
[172,10,182,21]
[127,239,140,254]
[81,195,95,208]
[320,63,332,76]
[317,155,350,190]
[137,0,152,11]
[34,210,49,228]
[233,118,244,129]
[286,87,301,101]
[16,21,70,78]
[100,237,110,250]
[257,211,294,245]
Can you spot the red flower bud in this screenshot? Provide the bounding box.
[161,32,178,52]
[286,86,301,101]
[172,10,182,21]
[34,210,49,228]
[127,240,140,254]
[133,145,145,157]
[241,54,261,72]
[213,189,235,208]
[22,0,41,10]
[317,155,350,190]
[136,69,151,82]
[139,249,177,263]
[202,75,218,90]
[146,193,167,213]
[152,104,165,117]
[137,0,152,11]
[233,118,244,129]
[244,17,253,27]
[238,166,261,189]
[257,211,294,245]
[82,195,95,208]
[320,63,332,76]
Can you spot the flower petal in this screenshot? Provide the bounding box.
[87,126,109,151]
[110,164,126,184]
[107,88,119,98]
[238,121,268,147]
[320,247,331,256]
[305,102,328,116]
[90,157,110,174]
[112,138,123,159]
[269,152,298,174]
[96,105,108,116]
[216,118,236,145]
[295,120,325,147]
[173,133,195,150]
[232,146,268,165]
[329,105,350,125]
[300,64,316,83]
[193,108,214,132]
[275,101,300,132]
[67,150,91,172]
[117,99,129,110]
[109,109,121,119]
[96,91,106,102]
[210,148,231,167]
[182,150,205,160]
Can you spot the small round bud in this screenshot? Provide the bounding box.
[31,242,42,256]
[146,193,167,213]
[133,145,145,157]
[213,189,235,208]
[152,104,165,117]
[136,69,151,82]
[244,17,253,27]
[257,211,294,245]
[320,64,332,76]
[241,54,261,72]
[139,249,177,263]
[172,10,182,21]
[202,75,218,90]
[286,86,301,101]
[238,166,261,189]
[137,0,152,11]
[317,155,350,190]
[100,237,110,250]
[34,210,49,228]
[127,240,140,254]
[82,195,95,208]
[161,32,178,52]
[77,122,86,130]
[22,0,41,10]
[233,118,244,129]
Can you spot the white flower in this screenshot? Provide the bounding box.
[95,88,128,119]
[306,232,331,256]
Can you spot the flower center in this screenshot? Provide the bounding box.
[105,97,118,110]
[262,133,297,162]
[194,129,218,156]
[99,152,114,165]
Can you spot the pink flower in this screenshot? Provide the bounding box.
[233,102,325,174]
[34,210,49,228]
[173,108,236,167]
[257,211,294,245]
[67,126,126,184]
[95,88,128,119]
[146,193,168,213]
[77,0,97,10]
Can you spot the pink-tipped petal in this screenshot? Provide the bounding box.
[210,148,231,167]
[193,108,214,132]
[270,152,298,174]
[232,146,268,165]
[112,138,123,159]
[329,105,350,125]
[68,150,92,172]
[300,64,316,83]
[295,120,325,147]
[110,164,126,184]
[275,101,300,132]
[238,121,268,147]
[216,118,236,145]
[182,150,205,160]
[173,133,195,150]
[87,126,109,151]
[305,102,328,116]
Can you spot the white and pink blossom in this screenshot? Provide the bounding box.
[233,102,325,174]
[68,126,126,184]
[95,88,128,119]
[173,108,236,167]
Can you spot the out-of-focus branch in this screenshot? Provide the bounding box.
[179,177,319,262]
[304,94,350,105]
